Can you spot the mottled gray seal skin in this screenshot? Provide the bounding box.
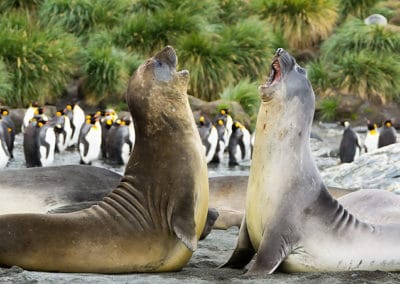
[338,189,400,224]
[223,48,400,274]
[0,46,209,273]
[0,165,121,214]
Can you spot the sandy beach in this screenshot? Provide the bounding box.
[1,227,399,283]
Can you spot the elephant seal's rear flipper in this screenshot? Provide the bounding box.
[221,217,255,269]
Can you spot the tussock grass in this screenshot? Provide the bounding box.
[220,79,260,128]
[0,12,79,107]
[251,0,339,49]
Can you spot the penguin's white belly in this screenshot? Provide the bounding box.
[234,145,243,162]
[57,133,67,152]
[40,129,56,167]
[63,117,72,148]
[242,129,252,161]
[205,127,218,163]
[0,141,9,168]
[80,127,102,164]
[22,108,36,133]
[216,140,225,161]
[121,143,130,165]
[129,122,136,146]
[364,134,379,152]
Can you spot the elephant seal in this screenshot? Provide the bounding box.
[223,48,400,274]
[338,189,400,224]
[0,46,209,273]
[0,165,121,214]
[0,165,218,240]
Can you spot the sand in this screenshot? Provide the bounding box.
[0,228,399,283]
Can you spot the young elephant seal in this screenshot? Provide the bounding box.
[0,46,209,273]
[223,48,400,274]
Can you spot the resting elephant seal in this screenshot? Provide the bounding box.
[0,166,351,231]
[338,189,400,224]
[0,46,209,273]
[0,165,120,214]
[223,48,400,274]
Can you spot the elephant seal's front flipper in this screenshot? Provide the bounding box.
[172,202,197,251]
[221,217,255,269]
[247,222,297,274]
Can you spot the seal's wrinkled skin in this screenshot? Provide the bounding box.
[223,48,400,274]
[0,46,209,273]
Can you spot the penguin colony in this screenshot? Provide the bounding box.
[195,108,253,166]
[339,119,398,163]
[0,103,135,168]
[0,103,398,169]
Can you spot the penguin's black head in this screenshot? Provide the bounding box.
[198,116,206,126]
[34,106,45,115]
[65,104,73,112]
[0,108,9,116]
[232,121,244,132]
[86,113,99,125]
[384,119,392,127]
[33,116,47,128]
[220,108,229,115]
[122,117,131,126]
[366,120,376,131]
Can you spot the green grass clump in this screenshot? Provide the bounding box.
[177,32,233,101]
[39,0,130,36]
[339,0,381,19]
[331,51,400,103]
[320,18,400,102]
[220,79,260,128]
[318,97,339,121]
[0,0,42,12]
[322,18,400,55]
[307,60,331,95]
[250,0,339,49]
[218,18,274,82]
[81,33,134,106]
[0,59,12,104]
[0,12,79,107]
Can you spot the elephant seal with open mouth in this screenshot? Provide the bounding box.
[223,48,400,274]
[0,46,209,273]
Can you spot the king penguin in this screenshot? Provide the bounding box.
[21,102,40,133]
[106,117,134,165]
[363,120,379,153]
[228,121,252,166]
[0,119,10,168]
[100,109,118,159]
[378,119,397,148]
[214,108,233,151]
[210,118,228,164]
[0,108,15,158]
[78,113,102,165]
[339,121,361,163]
[49,110,72,153]
[65,103,85,147]
[23,116,56,167]
[197,115,218,164]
